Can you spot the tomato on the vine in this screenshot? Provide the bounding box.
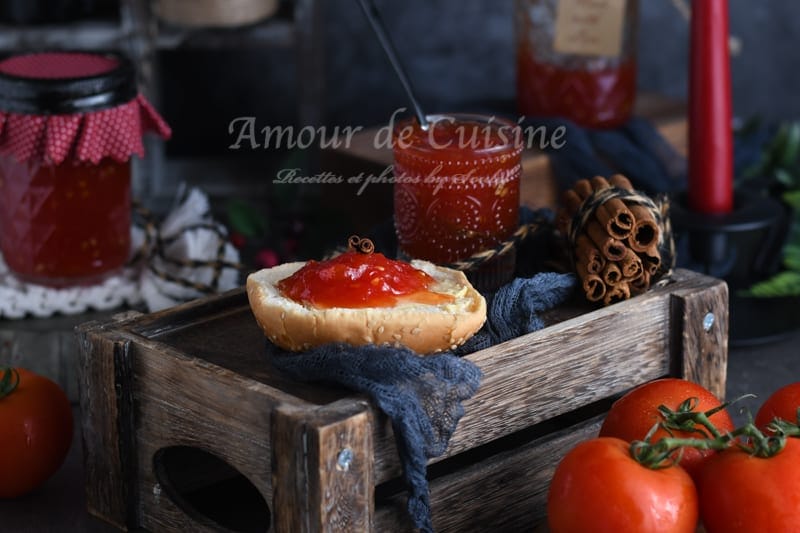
[599,378,734,480]
[0,368,73,499]
[697,437,800,532]
[755,382,800,431]
[547,437,698,533]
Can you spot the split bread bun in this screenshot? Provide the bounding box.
[246,259,487,355]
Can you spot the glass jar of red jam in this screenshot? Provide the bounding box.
[0,52,141,287]
[515,0,639,128]
[393,114,523,292]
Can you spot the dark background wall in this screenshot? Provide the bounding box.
[163,0,798,155]
[321,0,793,127]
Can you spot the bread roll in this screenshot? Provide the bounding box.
[247,259,487,355]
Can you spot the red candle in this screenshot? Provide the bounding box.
[689,0,733,214]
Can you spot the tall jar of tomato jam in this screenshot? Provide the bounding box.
[0,51,170,287]
[516,0,639,128]
[393,114,523,292]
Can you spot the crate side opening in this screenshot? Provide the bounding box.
[153,445,272,532]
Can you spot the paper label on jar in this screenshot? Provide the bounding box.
[552,0,627,57]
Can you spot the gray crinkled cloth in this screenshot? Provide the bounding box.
[267,271,575,532]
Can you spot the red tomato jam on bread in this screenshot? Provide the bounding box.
[277,250,454,309]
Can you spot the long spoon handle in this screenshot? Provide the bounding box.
[355,0,429,129]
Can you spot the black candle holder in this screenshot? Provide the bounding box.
[671,191,794,345]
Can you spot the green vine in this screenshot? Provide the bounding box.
[765,407,800,437]
[0,367,20,400]
[630,395,792,469]
[657,397,727,439]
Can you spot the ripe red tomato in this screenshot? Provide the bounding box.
[755,382,800,431]
[0,368,73,498]
[599,378,734,480]
[547,437,698,533]
[697,437,800,532]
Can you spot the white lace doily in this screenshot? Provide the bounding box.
[0,187,241,319]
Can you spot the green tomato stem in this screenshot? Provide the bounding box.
[630,394,795,469]
[768,408,800,436]
[630,433,735,470]
[734,422,787,457]
[0,367,20,400]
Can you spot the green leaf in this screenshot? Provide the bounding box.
[779,122,800,168]
[783,245,800,271]
[782,190,800,210]
[768,124,791,167]
[744,271,800,297]
[736,116,763,137]
[742,121,800,185]
[226,199,269,239]
[0,368,20,400]
[775,168,798,188]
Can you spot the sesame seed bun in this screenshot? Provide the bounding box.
[246,259,487,355]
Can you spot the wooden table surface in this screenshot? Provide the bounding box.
[1,406,116,533]
[2,326,799,532]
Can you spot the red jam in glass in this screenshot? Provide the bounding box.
[0,156,131,286]
[0,51,154,287]
[516,45,636,128]
[392,115,522,269]
[277,250,453,309]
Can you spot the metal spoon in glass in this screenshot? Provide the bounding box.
[355,0,430,130]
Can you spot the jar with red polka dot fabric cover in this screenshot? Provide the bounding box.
[0,51,170,287]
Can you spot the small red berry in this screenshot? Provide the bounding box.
[284,238,299,256]
[256,249,280,268]
[230,232,247,249]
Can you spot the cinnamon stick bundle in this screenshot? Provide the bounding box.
[601,262,623,286]
[591,177,634,240]
[604,281,631,306]
[628,204,661,252]
[577,261,606,302]
[620,248,643,279]
[558,174,668,305]
[587,220,626,261]
[640,245,662,276]
[630,270,651,295]
[575,235,606,275]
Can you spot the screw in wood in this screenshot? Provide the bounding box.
[337,448,354,471]
[703,312,715,332]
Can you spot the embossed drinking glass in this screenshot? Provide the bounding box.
[393,113,523,292]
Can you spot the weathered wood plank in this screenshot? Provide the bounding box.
[272,405,311,533]
[307,401,374,532]
[370,273,690,483]
[366,269,727,484]
[75,320,134,531]
[133,341,290,532]
[375,415,603,532]
[128,291,349,407]
[670,274,729,399]
[273,400,374,533]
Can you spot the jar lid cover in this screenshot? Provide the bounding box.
[0,51,137,114]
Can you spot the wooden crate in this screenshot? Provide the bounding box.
[76,268,727,532]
